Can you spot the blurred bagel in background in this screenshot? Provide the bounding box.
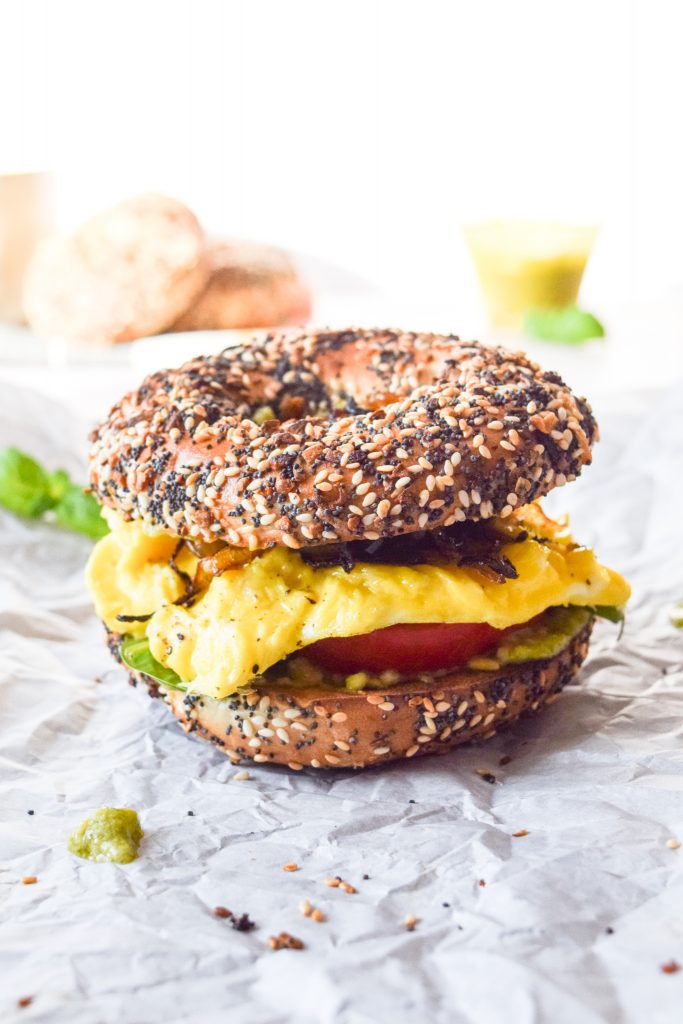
[171,239,312,332]
[22,194,312,346]
[23,194,208,345]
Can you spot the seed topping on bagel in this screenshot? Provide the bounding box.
[89,328,597,549]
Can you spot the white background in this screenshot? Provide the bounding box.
[2,0,683,332]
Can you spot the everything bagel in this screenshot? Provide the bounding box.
[87,326,628,769]
[89,327,597,551]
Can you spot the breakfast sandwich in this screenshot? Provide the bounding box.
[87,328,629,769]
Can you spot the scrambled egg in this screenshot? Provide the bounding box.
[87,510,630,699]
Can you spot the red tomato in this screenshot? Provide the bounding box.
[306,621,516,674]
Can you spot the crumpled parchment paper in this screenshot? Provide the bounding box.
[1,378,682,1024]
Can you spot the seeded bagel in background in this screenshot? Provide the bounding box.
[23,194,208,345]
[171,239,312,332]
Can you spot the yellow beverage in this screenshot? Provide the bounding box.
[464,220,597,329]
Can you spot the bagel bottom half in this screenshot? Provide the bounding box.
[107,617,592,770]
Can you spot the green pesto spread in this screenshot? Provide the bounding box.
[496,606,591,664]
[68,808,143,864]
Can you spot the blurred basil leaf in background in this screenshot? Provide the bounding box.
[524,306,605,343]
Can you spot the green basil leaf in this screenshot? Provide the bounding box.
[120,635,187,692]
[0,447,55,518]
[670,603,683,629]
[0,447,109,540]
[524,306,605,344]
[48,469,72,503]
[52,484,109,539]
[589,604,625,639]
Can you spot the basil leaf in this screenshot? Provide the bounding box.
[48,469,71,503]
[589,604,625,639]
[0,447,55,518]
[669,603,683,629]
[52,483,109,539]
[524,306,605,344]
[120,635,187,692]
[0,447,109,540]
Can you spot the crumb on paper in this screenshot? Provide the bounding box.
[233,770,251,781]
[282,862,299,872]
[17,997,33,1009]
[512,829,530,838]
[666,838,681,849]
[21,876,37,885]
[476,769,496,784]
[212,907,255,931]
[324,875,356,892]
[661,960,680,974]
[404,914,419,931]
[268,931,304,951]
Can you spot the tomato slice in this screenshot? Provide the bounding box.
[306,621,517,675]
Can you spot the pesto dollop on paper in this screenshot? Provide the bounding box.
[68,807,143,864]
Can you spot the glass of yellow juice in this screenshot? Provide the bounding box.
[463,219,597,330]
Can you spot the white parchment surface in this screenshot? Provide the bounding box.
[1,379,682,1024]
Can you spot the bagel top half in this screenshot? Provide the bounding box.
[89,328,597,550]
